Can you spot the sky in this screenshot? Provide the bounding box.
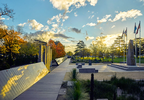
[0,0,144,52]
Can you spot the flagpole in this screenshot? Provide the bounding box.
[123,35,125,64]
[139,21,141,66]
[126,31,127,64]
[135,33,137,66]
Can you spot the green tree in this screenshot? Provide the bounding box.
[90,44,97,59]
[19,42,39,56]
[112,36,125,57]
[75,41,86,58]
[67,51,73,56]
[92,36,107,61]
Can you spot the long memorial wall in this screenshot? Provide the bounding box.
[55,56,67,65]
[0,62,49,100]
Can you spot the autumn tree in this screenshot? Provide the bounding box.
[56,42,66,58]
[48,39,57,59]
[0,28,25,57]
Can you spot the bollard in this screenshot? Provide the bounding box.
[90,73,94,100]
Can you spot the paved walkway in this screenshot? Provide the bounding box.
[15,58,70,100]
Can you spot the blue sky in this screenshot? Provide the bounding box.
[0,0,144,52]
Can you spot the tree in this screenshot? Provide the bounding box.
[75,41,86,58]
[0,28,25,57]
[92,36,107,61]
[83,48,91,57]
[48,39,57,59]
[19,42,39,56]
[112,36,125,57]
[0,4,15,19]
[56,42,66,58]
[0,4,15,26]
[90,44,97,59]
[67,51,73,56]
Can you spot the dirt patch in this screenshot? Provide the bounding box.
[63,72,144,81]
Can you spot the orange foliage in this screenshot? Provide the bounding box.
[48,39,57,59]
[48,39,66,59]
[56,42,66,58]
[0,28,25,54]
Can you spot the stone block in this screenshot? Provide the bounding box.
[127,40,136,66]
[79,68,96,73]
[77,65,82,68]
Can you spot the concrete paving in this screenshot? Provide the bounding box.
[64,64,144,81]
[14,58,71,100]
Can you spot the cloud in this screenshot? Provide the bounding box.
[85,36,94,41]
[99,27,103,30]
[18,23,26,27]
[42,26,49,31]
[50,0,98,11]
[52,23,58,28]
[86,23,96,26]
[0,17,5,20]
[71,28,81,33]
[82,25,85,27]
[87,0,98,6]
[97,14,111,23]
[71,40,78,42]
[65,45,76,53]
[0,24,8,29]
[47,13,63,24]
[111,25,115,28]
[74,12,78,17]
[54,33,73,39]
[110,9,142,22]
[88,15,94,19]
[115,11,118,13]
[47,20,51,25]
[62,15,69,22]
[28,19,44,30]
[91,15,94,19]
[92,33,121,47]
[25,31,73,42]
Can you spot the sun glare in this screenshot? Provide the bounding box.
[103,34,121,47]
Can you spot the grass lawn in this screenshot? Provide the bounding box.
[112,57,144,63]
[73,56,144,63]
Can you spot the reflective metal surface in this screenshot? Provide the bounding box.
[55,57,67,65]
[0,62,49,100]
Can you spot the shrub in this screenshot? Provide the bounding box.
[66,81,89,100]
[81,79,117,100]
[69,68,79,81]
